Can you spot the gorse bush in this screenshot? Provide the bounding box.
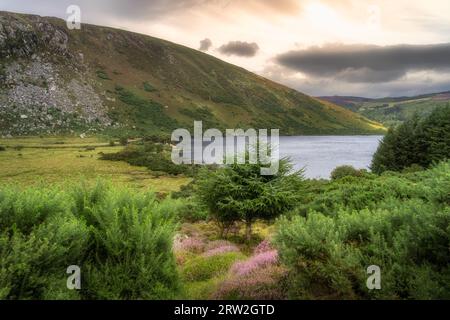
[174,200,209,222]
[72,183,182,299]
[276,205,450,299]
[293,161,450,217]
[275,161,450,299]
[0,186,87,299]
[330,165,365,180]
[0,182,182,300]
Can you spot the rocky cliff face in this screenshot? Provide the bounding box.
[0,12,111,136]
[0,13,68,58]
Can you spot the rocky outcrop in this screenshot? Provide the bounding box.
[0,57,111,135]
[0,12,111,136]
[0,12,70,59]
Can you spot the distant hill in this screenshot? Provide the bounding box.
[320,92,450,127]
[0,11,385,137]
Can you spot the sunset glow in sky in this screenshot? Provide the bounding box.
[2,0,450,97]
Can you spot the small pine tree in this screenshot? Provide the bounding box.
[197,157,304,241]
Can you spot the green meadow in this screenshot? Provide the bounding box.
[0,136,190,191]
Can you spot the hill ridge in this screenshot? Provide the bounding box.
[0,11,385,137]
[319,91,450,127]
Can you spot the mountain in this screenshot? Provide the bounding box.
[0,11,385,137]
[320,92,450,127]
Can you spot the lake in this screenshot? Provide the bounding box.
[183,135,384,179]
[279,136,383,179]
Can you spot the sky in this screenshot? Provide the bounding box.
[2,0,450,98]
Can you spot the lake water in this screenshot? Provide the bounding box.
[279,136,383,179]
[183,135,383,179]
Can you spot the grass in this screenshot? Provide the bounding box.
[0,136,190,192]
[180,276,227,300]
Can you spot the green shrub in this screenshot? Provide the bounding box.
[101,142,199,176]
[71,182,181,299]
[275,162,450,299]
[331,165,363,180]
[175,199,209,222]
[143,81,157,92]
[181,252,245,282]
[402,163,424,173]
[294,166,440,217]
[0,182,182,300]
[143,133,171,144]
[0,146,6,152]
[119,137,128,146]
[0,187,67,235]
[96,70,111,80]
[0,187,88,300]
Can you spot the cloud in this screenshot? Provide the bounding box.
[0,0,209,22]
[218,41,259,57]
[0,0,303,22]
[276,43,450,83]
[98,0,302,20]
[3,0,450,98]
[199,38,212,51]
[263,62,450,98]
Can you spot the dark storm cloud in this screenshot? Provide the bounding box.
[276,43,450,83]
[218,41,259,57]
[199,38,213,51]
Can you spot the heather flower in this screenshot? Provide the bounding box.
[173,235,205,253]
[205,240,235,251]
[230,250,278,276]
[203,245,240,257]
[213,265,288,300]
[254,239,274,255]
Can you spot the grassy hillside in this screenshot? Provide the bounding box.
[320,92,450,127]
[0,11,384,136]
